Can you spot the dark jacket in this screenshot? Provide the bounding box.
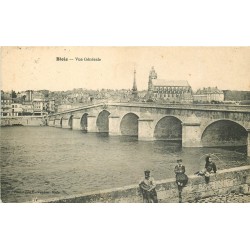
[205,161,217,173]
[174,165,188,185]
[174,165,185,175]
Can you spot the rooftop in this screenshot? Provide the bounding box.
[152,79,190,87]
[196,87,224,94]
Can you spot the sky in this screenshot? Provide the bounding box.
[1,46,250,92]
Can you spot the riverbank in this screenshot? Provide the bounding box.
[189,192,250,203]
[42,165,250,203]
[0,116,45,126]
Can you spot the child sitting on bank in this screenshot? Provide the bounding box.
[195,155,217,184]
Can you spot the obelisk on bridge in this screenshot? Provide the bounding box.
[131,69,138,100]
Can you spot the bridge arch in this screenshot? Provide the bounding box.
[96,110,110,133]
[154,116,182,141]
[201,119,248,147]
[120,112,139,136]
[80,113,88,132]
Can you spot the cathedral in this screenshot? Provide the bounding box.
[147,67,193,103]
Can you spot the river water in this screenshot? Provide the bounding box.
[1,126,249,202]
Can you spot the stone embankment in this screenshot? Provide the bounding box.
[1,116,45,126]
[43,165,250,203]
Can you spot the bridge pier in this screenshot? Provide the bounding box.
[54,118,61,128]
[48,120,55,127]
[109,115,121,135]
[72,117,81,130]
[87,115,97,132]
[247,129,250,157]
[138,118,154,141]
[62,117,70,129]
[182,122,202,147]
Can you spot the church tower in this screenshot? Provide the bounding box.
[148,66,157,91]
[150,66,157,79]
[147,66,157,100]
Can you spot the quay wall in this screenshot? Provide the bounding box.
[45,165,250,203]
[0,116,45,127]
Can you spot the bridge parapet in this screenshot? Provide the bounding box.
[108,102,250,112]
[48,102,250,118]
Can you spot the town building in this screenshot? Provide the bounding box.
[1,90,56,116]
[22,103,34,115]
[1,98,13,116]
[193,87,224,103]
[147,67,193,103]
[25,90,34,102]
[32,91,44,100]
[33,99,47,115]
[11,103,23,116]
[48,99,55,113]
[192,94,208,103]
[17,91,27,99]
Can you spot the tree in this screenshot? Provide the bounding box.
[11,90,17,98]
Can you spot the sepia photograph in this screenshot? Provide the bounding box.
[1,46,250,203]
[1,2,250,250]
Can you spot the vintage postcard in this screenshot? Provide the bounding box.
[1,47,250,203]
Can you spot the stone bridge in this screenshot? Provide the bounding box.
[47,102,250,156]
